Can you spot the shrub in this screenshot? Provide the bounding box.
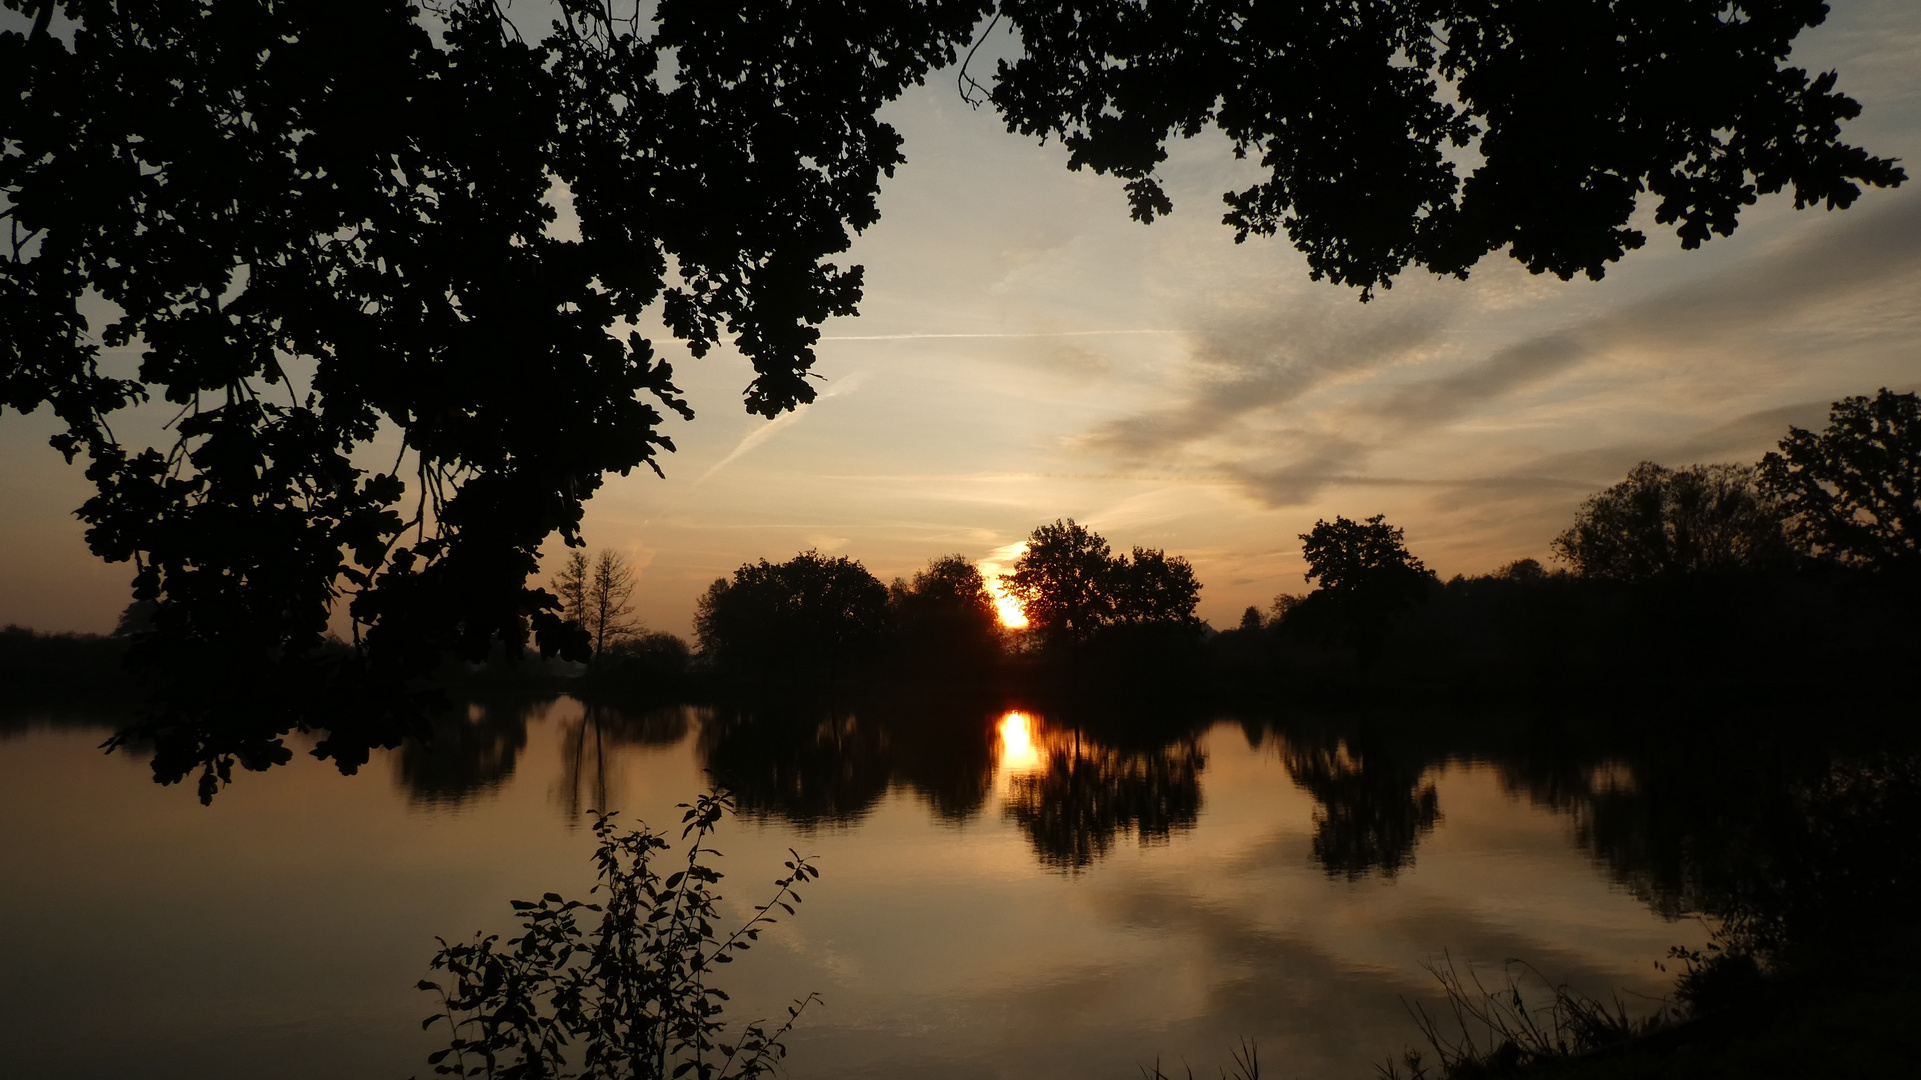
[415,793,819,1079]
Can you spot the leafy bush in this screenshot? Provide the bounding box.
[415,793,819,1079]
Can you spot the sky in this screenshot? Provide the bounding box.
[3,0,1919,638]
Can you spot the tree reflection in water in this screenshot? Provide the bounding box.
[698,697,999,826]
[552,703,699,823]
[1280,738,1441,880]
[396,700,531,805]
[1001,723,1205,871]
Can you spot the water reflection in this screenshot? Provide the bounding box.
[14,694,1921,1080]
[396,701,530,805]
[1002,731,1205,870]
[1279,737,1441,880]
[552,703,699,822]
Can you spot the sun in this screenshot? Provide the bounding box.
[991,586,1029,629]
[976,544,1030,629]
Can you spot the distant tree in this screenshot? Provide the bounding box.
[1292,514,1435,661]
[1238,606,1264,634]
[1269,593,1307,625]
[695,551,888,682]
[1002,520,1118,648]
[1111,547,1203,628]
[586,550,641,659]
[1001,521,1205,652]
[550,551,591,633]
[888,555,1002,675]
[1760,389,1921,570]
[1495,557,1549,582]
[1552,462,1789,581]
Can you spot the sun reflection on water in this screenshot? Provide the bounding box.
[996,711,1043,778]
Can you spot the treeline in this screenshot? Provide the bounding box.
[1222,389,1921,701]
[611,387,1919,703]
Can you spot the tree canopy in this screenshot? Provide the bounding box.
[1760,389,1921,570]
[0,0,1903,793]
[694,550,889,683]
[1552,462,1790,581]
[1288,513,1434,661]
[1001,520,1201,649]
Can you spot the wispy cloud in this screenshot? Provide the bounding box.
[1080,191,1921,509]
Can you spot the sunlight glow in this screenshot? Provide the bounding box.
[997,711,1043,776]
[991,586,1029,629]
[976,543,1030,629]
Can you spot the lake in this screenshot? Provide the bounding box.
[0,695,1724,1080]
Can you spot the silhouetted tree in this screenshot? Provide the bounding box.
[1289,514,1435,663]
[1002,521,1204,654]
[1552,462,1789,581]
[1760,389,1921,570]
[550,551,591,636]
[888,554,1002,676]
[695,550,888,683]
[1238,606,1264,633]
[1112,546,1203,627]
[1002,520,1117,648]
[6,1,1901,793]
[586,550,640,659]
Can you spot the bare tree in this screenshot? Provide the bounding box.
[550,550,590,631]
[587,550,641,659]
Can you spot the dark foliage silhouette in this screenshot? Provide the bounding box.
[1,0,984,796]
[3,1,1902,795]
[1760,388,1921,570]
[1552,462,1790,581]
[415,794,819,1080]
[1001,519,1118,648]
[694,551,888,685]
[886,555,1003,678]
[1285,514,1435,665]
[988,0,1904,296]
[1001,520,1204,666]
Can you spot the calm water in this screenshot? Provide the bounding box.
[0,697,1713,1080]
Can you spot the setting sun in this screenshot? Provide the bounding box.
[991,587,1029,629]
[976,544,1030,629]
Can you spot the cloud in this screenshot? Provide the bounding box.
[1362,191,1921,431]
[1077,296,1452,463]
[1078,190,1921,510]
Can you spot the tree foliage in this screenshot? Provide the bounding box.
[1,0,983,791]
[694,550,889,683]
[887,554,1003,674]
[1551,462,1789,581]
[989,0,1904,296]
[0,0,1903,792]
[1001,520,1201,649]
[1759,389,1921,570]
[1289,514,1435,661]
